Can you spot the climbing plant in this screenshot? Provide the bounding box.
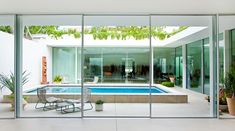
[0,25,187,40]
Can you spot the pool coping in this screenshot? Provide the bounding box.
[22,84,186,96]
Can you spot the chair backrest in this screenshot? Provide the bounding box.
[93,76,99,83]
[83,88,91,102]
[37,87,47,103]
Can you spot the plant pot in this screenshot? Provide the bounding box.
[219,104,228,112]
[226,97,235,115]
[9,98,28,111]
[95,104,103,111]
[169,77,175,83]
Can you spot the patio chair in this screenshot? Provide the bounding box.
[86,76,99,84]
[35,87,63,111]
[61,87,93,113]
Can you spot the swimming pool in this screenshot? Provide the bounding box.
[23,85,187,103]
[26,86,167,94]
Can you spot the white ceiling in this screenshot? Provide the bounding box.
[0,0,235,14]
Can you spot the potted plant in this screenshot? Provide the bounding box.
[169,75,175,83]
[0,71,29,111]
[53,75,63,84]
[219,88,228,112]
[224,67,235,115]
[95,99,104,111]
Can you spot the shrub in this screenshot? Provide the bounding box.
[53,75,63,83]
[190,81,199,88]
[161,82,174,87]
[95,100,104,105]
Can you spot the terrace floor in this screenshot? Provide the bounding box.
[0,87,234,118]
[1,118,235,131]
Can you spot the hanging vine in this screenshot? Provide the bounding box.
[0,26,187,40]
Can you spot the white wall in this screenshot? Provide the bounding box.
[0,31,52,90]
[22,39,52,88]
[0,0,235,14]
[0,31,14,76]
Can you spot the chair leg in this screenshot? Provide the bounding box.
[35,100,40,109]
[83,101,93,111]
[43,102,48,111]
[88,101,93,110]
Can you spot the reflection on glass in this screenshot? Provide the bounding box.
[154,48,175,84]
[84,16,150,116]
[21,19,82,117]
[231,29,235,67]
[203,38,210,95]
[0,25,14,118]
[187,40,203,93]
[175,46,183,87]
[53,48,76,83]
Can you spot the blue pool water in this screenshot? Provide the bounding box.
[26,86,167,94]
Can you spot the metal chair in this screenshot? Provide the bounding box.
[62,87,93,113]
[35,87,62,111]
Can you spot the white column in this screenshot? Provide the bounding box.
[182,45,187,89]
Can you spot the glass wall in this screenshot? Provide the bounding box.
[203,38,210,95]
[0,15,15,118]
[83,16,150,117]
[153,48,175,84]
[219,33,224,85]
[187,40,203,93]
[218,15,235,118]
[231,29,235,67]
[20,15,82,117]
[175,46,183,87]
[0,15,221,119]
[151,15,215,117]
[53,48,76,83]
[84,47,149,84]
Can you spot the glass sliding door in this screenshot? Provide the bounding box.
[175,46,183,87]
[151,15,216,117]
[219,15,235,118]
[0,15,15,118]
[20,15,82,117]
[83,16,150,117]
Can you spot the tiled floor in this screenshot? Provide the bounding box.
[0,87,234,118]
[0,118,235,131]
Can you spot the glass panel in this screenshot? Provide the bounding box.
[187,40,203,93]
[151,15,214,117]
[219,33,224,85]
[0,15,14,118]
[203,38,210,95]
[232,29,235,66]
[21,15,82,117]
[53,47,76,83]
[175,47,183,87]
[154,48,175,84]
[83,16,150,117]
[219,15,235,118]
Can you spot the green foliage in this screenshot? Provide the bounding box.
[191,81,199,88]
[0,25,187,40]
[224,67,235,98]
[161,82,174,87]
[95,99,104,104]
[53,75,63,83]
[219,88,227,105]
[0,71,29,94]
[0,26,13,33]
